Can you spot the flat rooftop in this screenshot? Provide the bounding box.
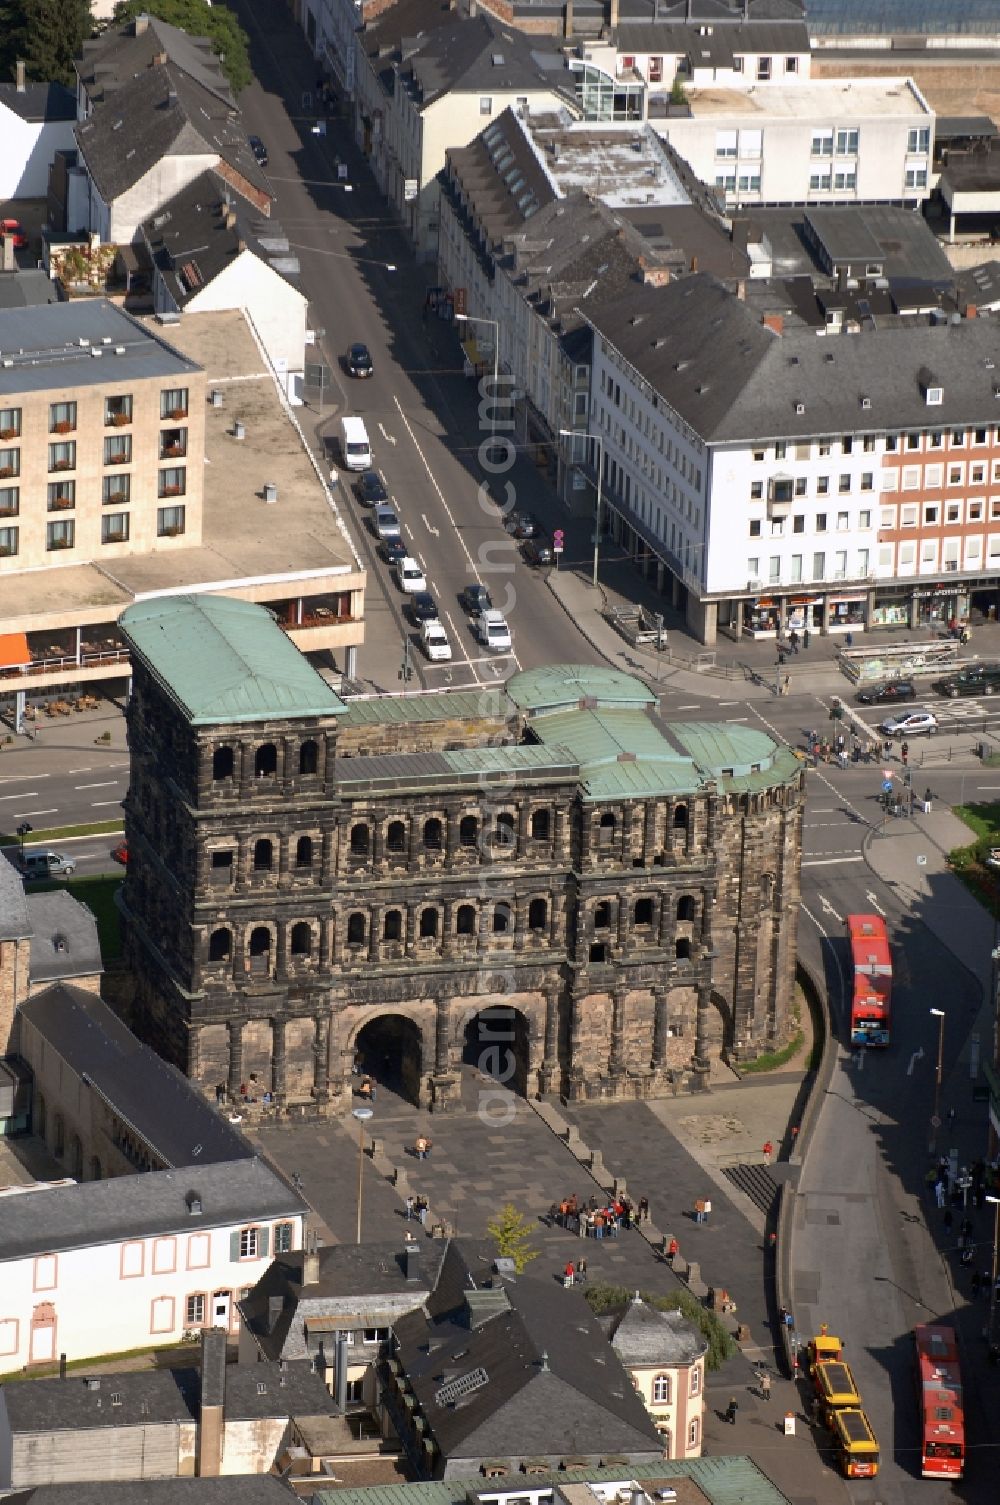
[684,76,930,119]
[529,115,690,210]
[0,298,197,395]
[2,309,364,632]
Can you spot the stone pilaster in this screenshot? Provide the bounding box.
[226,1019,244,1099]
[539,987,561,1094]
[312,1013,331,1102]
[610,988,627,1076]
[651,988,668,1069]
[271,1016,287,1102]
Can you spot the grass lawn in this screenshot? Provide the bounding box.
[949,802,1000,913]
[33,874,123,960]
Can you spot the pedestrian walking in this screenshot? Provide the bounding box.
[935,1179,946,1209]
[405,1195,415,1221]
[760,1371,771,1401]
[694,1199,706,1224]
[416,1196,428,1226]
[763,1139,774,1163]
[638,1196,649,1224]
[703,1197,712,1223]
[575,1257,588,1283]
[789,630,799,654]
[563,1261,575,1287]
[725,1397,738,1425]
[666,1235,679,1265]
[901,740,910,767]
[414,1135,431,1160]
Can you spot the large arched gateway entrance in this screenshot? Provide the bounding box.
[354,1015,424,1105]
[462,1007,531,1097]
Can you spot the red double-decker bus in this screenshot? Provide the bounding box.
[914,1323,964,1480]
[846,914,892,1047]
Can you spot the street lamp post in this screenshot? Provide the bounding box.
[16,822,32,861]
[987,1194,1000,1348]
[352,1105,374,1245]
[930,1007,945,1153]
[454,313,500,452]
[559,428,605,588]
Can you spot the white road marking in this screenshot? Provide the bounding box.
[91,800,124,807]
[444,609,482,688]
[422,513,440,537]
[0,774,49,784]
[864,891,887,917]
[809,808,838,814]
[0,791,38,801]
[718,700,740,706]
[725,716,749,723]
[15,808,58,817]
[74,781,118,790]
[393,395,480,577]
[802,855,865,867]
[677,704,701,710]
[68,767,92,775]
[403,524,414,541]
[378,423,396,445]
[416,552,427,570]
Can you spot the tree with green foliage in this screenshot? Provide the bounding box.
[0,0,92,89]
[486,1203,539,1273]
[111,0,252,94]
[584,1283,738,1371]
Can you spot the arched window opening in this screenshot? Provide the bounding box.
[528,897,548,930]
[350,823,370,857]
[598,811,616,845]
[255,743,277,778]
[673,803,689,829]
[634,897,654,926]
[253,838,273,872]
[460,815,479,848]
[530,809,550,840]
[295,835,313,869]
[594,901,611,930]
[495,812,515,848]
[383,909,403,942]
[419,907,439,939]
[456,904,476,936]
[209,928,231,962]
[212,746,234,781]
[675,937,692,961]
[290,922,311,957]
[676,894,695,922]
[424,817,443,851]
[299,739,318,776]
[387,820,406,854]
[249,928,271,973]
[493,903,512,934]
[347,912,366,946]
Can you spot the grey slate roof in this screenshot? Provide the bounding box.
[21,1481,296,1505]
[76,15,234,109]
[76,63,270,208]
[0,299,199,399]
[0,1158,305,1263]
[1,1358,331,1433]
[747,205,955,285]
[141,171,299,308]
[586,271,1000,443]
[25,894,102,984]
[609,1297,708,1367]
[0,82,75,123]
[615,18,810,61]
[239,1243,447,1362]
[393,1241,662,1464]
[0,850,30,941]
[18,983,252,1167]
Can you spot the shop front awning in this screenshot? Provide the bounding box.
[0,632,30,670]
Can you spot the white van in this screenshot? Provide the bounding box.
[340,415,372,471]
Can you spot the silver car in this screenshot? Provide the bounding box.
[373,504,401,542]
[880,711,938,738]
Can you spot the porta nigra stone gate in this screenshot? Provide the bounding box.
[118,596,804,1115]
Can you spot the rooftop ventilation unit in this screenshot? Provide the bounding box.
[234,420,245,440]
[861,395,871,409]
[263,481,278,503]
[115,345,126,356]
[795,401,805,414]
[210,389,224,407]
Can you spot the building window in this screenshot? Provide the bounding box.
[812,552,825,579]
[423,817,443,851]
[951,430,966,447]
[157,505,186,536]
[383,909,402,942]
[159,466,186,498]
[456,903,476,936]
[749,519,761,537]
[530,809,550,840]
[756,55,771,80]
[212,747,234,780]
[688,1418,699,1447]
[350,823,370,856]
[835,128,859,155]
[346,912,366,946]
[46,520,75,551]
[419,906,439,939]
[715,129,737,159]
[905,166,927,190]
[104,433,132,465]
[837,511,849,530]
[208,929,231,962]
[290,922,311,957]
[860,473,873,491]
[106,395,133,426]
[186,1294,206,1325]
[254,743,277,777]
[459,814,479,848]
[274,1222,294,1254]
[299,739,318,775]
[479,96,492,114]
[0,407,20,439]
[750,482,763,502]
[816,476,829,496]
[386,820,406,854]
[47,442,74,474]
[47,481,73,511]
[793,515,805,533]
[49,400,77,433]
[103,474,130,505]
[239,1227,258,1259]
[0,488,17,521]
[652,1374,671,1403]
[907,126,930,154]
[495,812,515,848]
[295,835,313,868]
[161,387,188,420]
[528,897,548,930]
[101,512,129,544]
[810,129,833,157]
[159,427,187,460]
[833,169,857,192]
[815,513,827,531]
[253,838,273,872]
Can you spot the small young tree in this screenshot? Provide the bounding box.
[486,1203,539,1273]
[669,76,687,106]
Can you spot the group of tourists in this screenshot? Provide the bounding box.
[550,1192,649,1238]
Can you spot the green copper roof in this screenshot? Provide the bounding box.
[315,1458,793,1505]
[673,722,778,778]
[119,596,347,725]
[338,689,510,728]
[506,663,656,714]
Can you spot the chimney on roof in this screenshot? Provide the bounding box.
[965,304,978,320]
[268,1295,284,1333]
[642,263,670,288]
[223,207,237,231]
[152,50,168,66]
[196,1329,227,1478]
[564,0,574,39]
[135,13,150,36]
[302,1235,320,1287]
[610,0,619,27]
[15,60,25,93]
[405,1240,421,1282]
[335,1333,349,1410]
[762,313,783,335]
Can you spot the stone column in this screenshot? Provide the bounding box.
[312,1013,331,1102]
[622,805,634,864]
[701,886,715,947]
[227,1019,244,1099]
[187,1024,203,1083]
[617,897,629,952]
[567,989,587,1098]
[441,898,455,958]
[693,983,712,1071]
[517,803,530,855]
[554,805,569,864]
[658,894,672,949]
[372,818,385,870]
[275,921,288,979]
[539,986,561,1095]
[610,988,627,1077]
[271,1016,287,1103]
[644,803,657,865]
[651,988,669,1069]
[434,998,451,1073]
[514,894,528,951]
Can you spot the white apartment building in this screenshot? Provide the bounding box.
[584,274,1000,644]
[0,1160,306,1370]
[656,77,934,210]
[582,11,812,94]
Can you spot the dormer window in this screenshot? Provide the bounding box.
[925,386,942,406]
